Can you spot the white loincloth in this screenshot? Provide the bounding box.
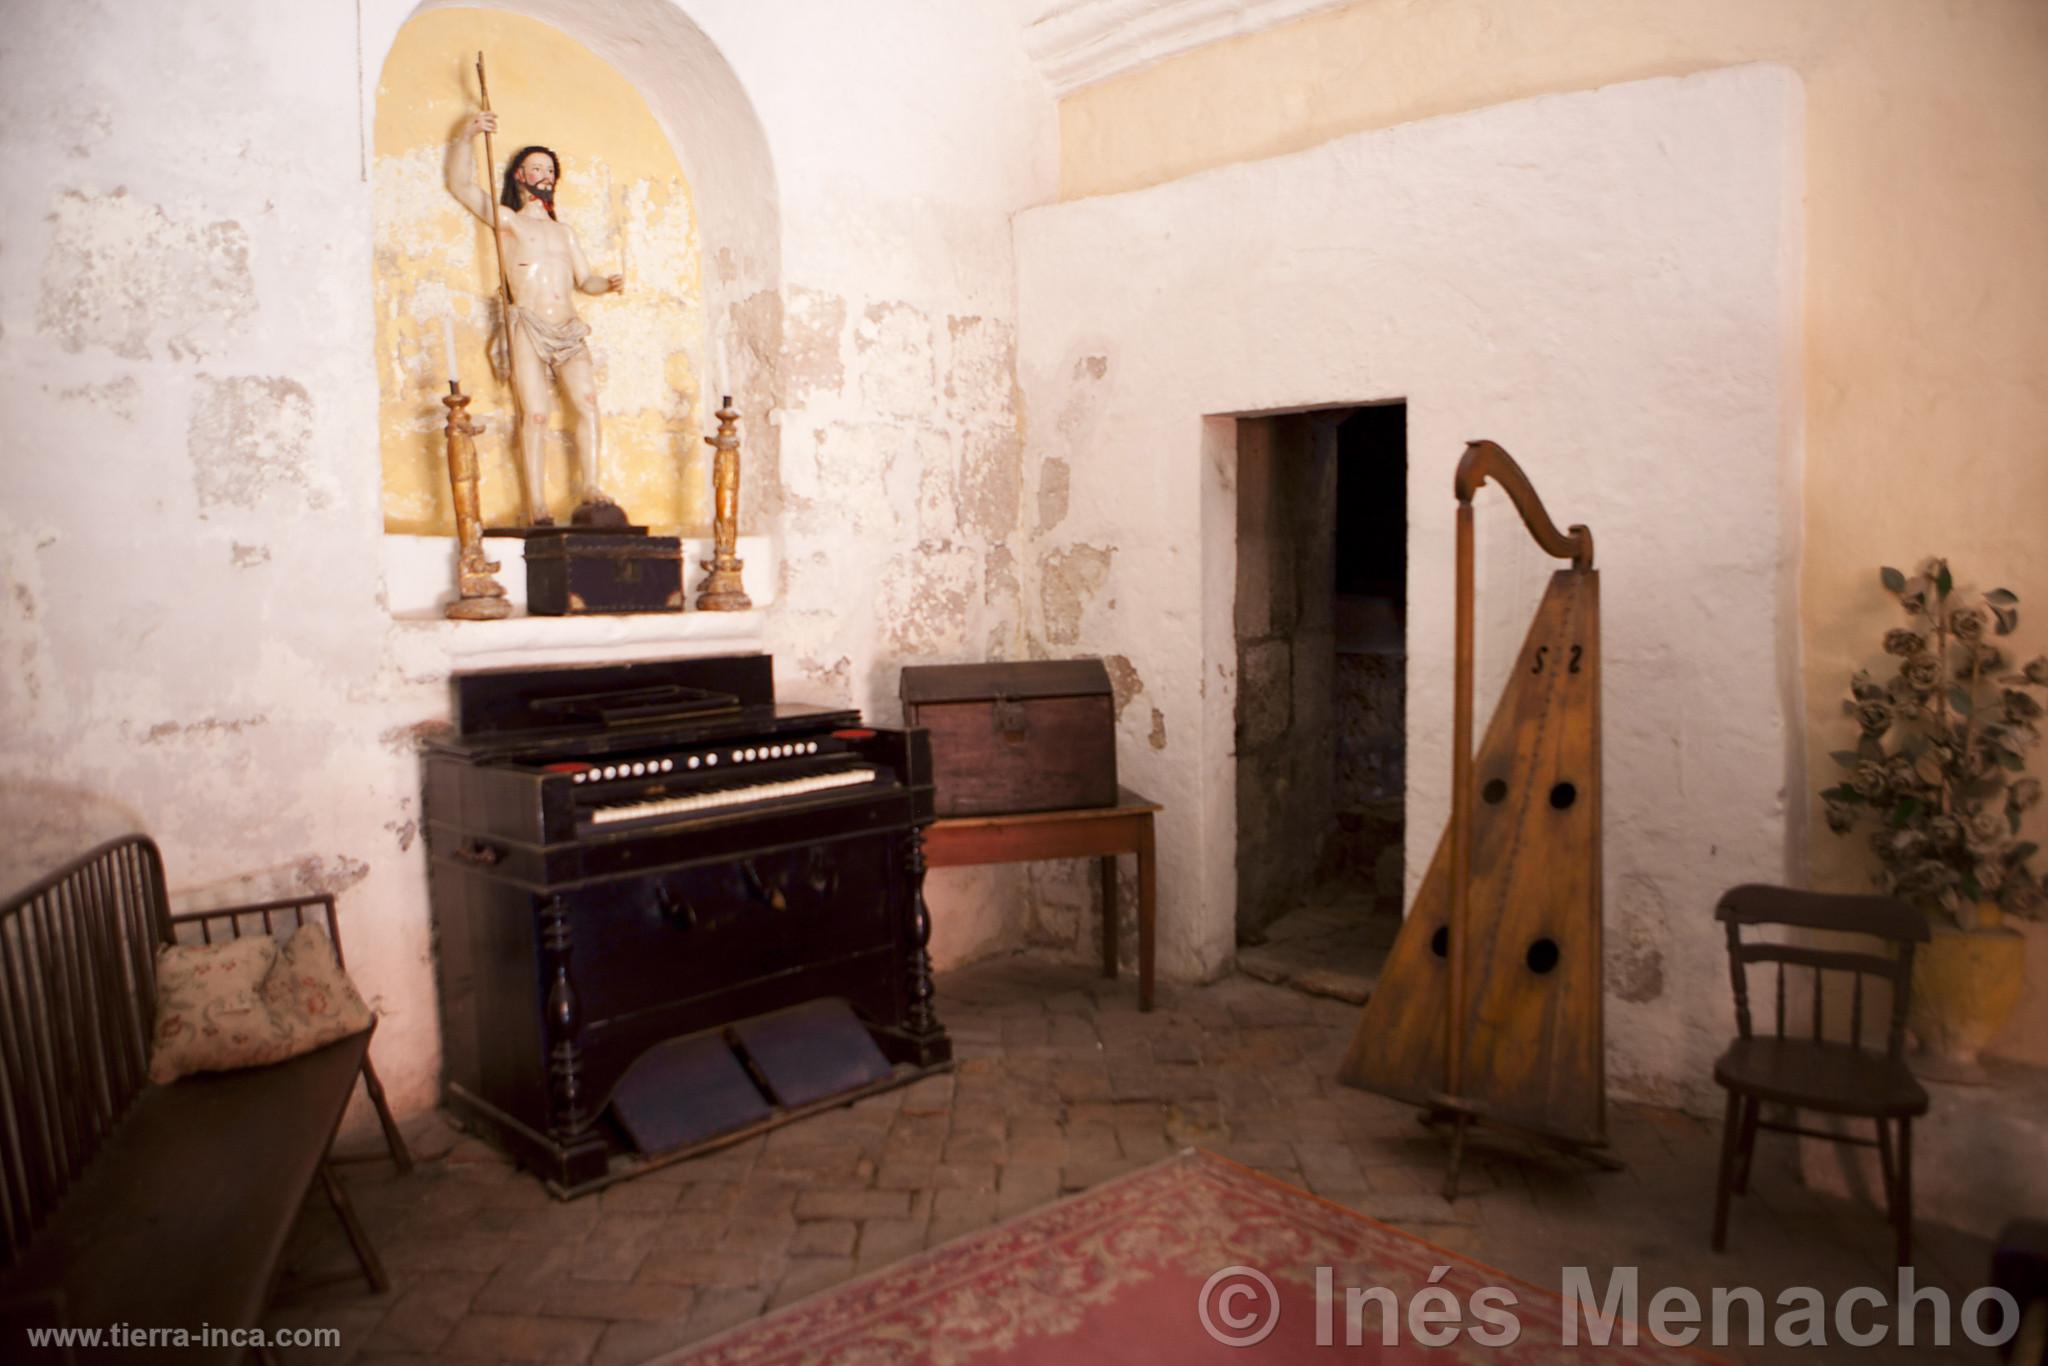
[502,306,591,372]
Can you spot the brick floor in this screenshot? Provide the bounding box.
[269,956,1998,1365]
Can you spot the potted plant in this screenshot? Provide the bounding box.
[1821,558,2047,1082]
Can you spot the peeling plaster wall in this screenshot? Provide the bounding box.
[3,0,1055,1129]
[1014,67,1804,1109]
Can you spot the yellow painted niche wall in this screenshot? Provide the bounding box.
[375,8,708,534]
[1059,0,2048,1059]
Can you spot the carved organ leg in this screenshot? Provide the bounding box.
[897,826,951,1066]
[541,896,589,1143]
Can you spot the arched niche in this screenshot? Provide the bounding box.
[371,0,780,534]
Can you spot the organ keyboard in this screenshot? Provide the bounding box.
[423,653,950,1195]
[586,766,879,828]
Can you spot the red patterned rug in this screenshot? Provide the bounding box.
[655,1149,1713,1364]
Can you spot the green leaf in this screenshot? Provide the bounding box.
[2000,750,2026,771]
[2012,809,2025,835]
[1821,785,1866,806]
[1962,874,1982,902]
[2012,841,2040,864]
[1829,750,1861,769]
[1890,796,1923,827]
[1937,563,1954,599]
[1881,566,1906,592]
[1987,588,2019,606]
[1950,686,1974,718]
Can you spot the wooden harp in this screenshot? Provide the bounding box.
[1336,439,1616,1195]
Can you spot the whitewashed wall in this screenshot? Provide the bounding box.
[1013,66,1806,1107]
[0,0,1056,1126]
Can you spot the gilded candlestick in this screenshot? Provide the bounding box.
[695,396,752,611]
[443,382,512,620]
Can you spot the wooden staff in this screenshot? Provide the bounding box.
[475,51,512,306]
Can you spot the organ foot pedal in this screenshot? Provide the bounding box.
[609,1000,896,1163]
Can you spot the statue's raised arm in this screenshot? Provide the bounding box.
[446,112,498,226]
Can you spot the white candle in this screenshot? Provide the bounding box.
[443,316,460,387]
[716,334,730,402]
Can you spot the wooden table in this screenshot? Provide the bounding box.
[922,787,1161,1011]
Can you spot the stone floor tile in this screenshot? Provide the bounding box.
[588,1314,699,1366]
[933,1186,998,1223]
[644,1210,727,1251]
[596,1180,681,1215]
[996,1163,1063,1219]
[874,1159,936,1190]
[791,1219,859,1257]
[681,1286,770,1338]
[361,1271,488,1352]
[897,1072,956,1109]
[794,1186,913,1221]
[636,1246,785,1290]
[536,1278,693,1323]
[721,1213,803,1256]
[930,1160,999,1191]
[381,1235,517,1276]
[1061,1123,1121,1163]
[856,1217,930,1272]
[557,1238,655,1283]
[941,1133,1007,1165]
[926,1215,995,1249]
[435,1311,605,1363]
[1060,1157,1140,1191]
[471,1201,604,1243]
[1005,1131,1069,1165]
[770,1256,859,1309]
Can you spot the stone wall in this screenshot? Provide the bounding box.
[1234,414,1335,937]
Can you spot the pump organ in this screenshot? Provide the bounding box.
[424,653,949,1194]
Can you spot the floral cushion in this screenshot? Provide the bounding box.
[146,934,283,1083]
[261,923,374,1054]
[146,923,373,1083]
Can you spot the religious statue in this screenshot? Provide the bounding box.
[447,109,624,527]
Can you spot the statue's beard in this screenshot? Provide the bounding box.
[527,182,556,217]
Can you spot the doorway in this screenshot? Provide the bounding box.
[1234,403,1406,999]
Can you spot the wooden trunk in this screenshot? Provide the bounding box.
[901,660,1116,817]
[525,528,683,616]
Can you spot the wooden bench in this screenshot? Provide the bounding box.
[0,836,411,1364]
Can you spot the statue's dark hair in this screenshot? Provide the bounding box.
[501,145,560,213]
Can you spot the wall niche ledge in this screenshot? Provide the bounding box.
[382,532,776,673]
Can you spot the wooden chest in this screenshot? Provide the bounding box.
[525,528,683,616]
[900,660,1116,816]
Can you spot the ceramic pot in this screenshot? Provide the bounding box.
[1906,914,2025,1084]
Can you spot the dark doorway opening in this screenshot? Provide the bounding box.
[1234,403,1406,1001]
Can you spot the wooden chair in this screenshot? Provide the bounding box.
[1710,883,1929,1266]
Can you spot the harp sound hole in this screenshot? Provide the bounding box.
[1549,781,1577,810]
[1482,779,1508,805]
[1430,926,1449,958]
[1526,938,1561,974]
